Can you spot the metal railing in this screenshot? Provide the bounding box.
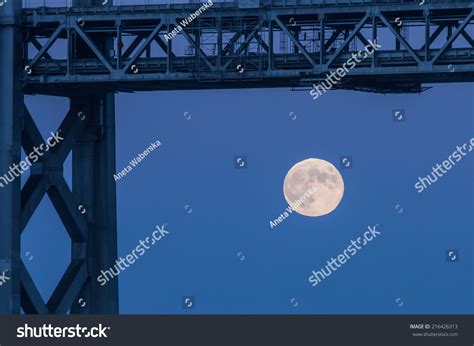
[22,0,235,7]
[23,0,465,9]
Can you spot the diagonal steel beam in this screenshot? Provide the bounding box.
[222,31,243,56]
[460,29,474,47]
[22,105,45,154]
[48,177,87,242]
[356,32,370,47]
[123,22,163,73]
[326,13,370,67]
[225,28,268,53]
[20,176,49,233]
[20,261,48,314]
[453,23,474,47]
[179,26,215,70]
[47,260,87,314]
[253,32,269,52]
[155,36,176,57]
[30,37,63,69]
[275,17,317,67]
[54,108,89,163]
[232,26,261,57]
[324,28,343,51]
[30,37,53,60]
[20,102,90,234]
[122,34,145,59]
[223,24,261,70]
[431,11,474,63]
[379,13,421,64]
[73,23,115,73]
[28,24,64,68]
[420,24,446,51]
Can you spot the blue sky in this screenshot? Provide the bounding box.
[17,0,474,314]
[22,82,474,314]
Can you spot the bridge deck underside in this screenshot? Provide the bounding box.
[20,0,474,95]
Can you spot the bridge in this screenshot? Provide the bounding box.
[1,0,473,314]
[20,0,474,94]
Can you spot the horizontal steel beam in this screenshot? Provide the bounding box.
[20,0,474,94]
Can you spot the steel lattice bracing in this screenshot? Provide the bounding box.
[21,0,474,95]
[0,0,22,316]
[1,0,118,315]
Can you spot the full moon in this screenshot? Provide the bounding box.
[283,158,345,217]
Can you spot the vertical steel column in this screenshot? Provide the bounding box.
[268,19,273,71]
[372,14,377,67]
[117,20,122,69]
[319,13,325,67]
[0,0,22,315]
[70,0,118,314]
[447,24,453,50]
[195,31,201,72]
[217,16,222,69]
[425,9,430,62]
[92,92,118,313]
[167,15,173,74]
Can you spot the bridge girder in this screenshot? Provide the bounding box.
[20,0,474,95]
[0,0,118,315]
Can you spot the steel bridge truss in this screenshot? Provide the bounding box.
[1,0,118,315]
[19,95,118,314]
[1,84,118,315]
[22,0,474,95]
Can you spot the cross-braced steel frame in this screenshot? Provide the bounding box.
[1,0,474,314]
[22,0,474,94]
[1,0,118,314]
